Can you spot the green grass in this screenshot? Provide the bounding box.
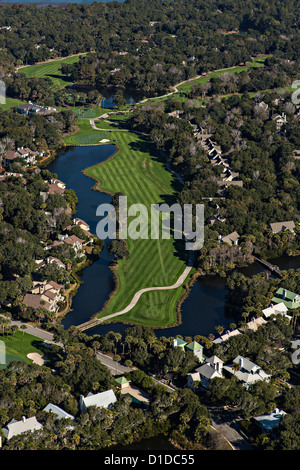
[83,129,191,327]
[0,330,45,369]
[19,54,87,88]
[65,119,108,145]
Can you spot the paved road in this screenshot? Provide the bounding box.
[96,351,135,376]
[210,409,252,451]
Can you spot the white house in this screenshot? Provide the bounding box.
[79,389,117,413]
[262,302,292,321]
[2,416,43,441]
[187,355,224,389]
[223,355,271,389]
[43,403,75,421]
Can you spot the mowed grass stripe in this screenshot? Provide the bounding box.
[81,126,188,326]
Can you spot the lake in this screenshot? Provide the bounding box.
[48,145,300,339]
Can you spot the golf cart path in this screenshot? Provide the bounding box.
[78,254,193,331]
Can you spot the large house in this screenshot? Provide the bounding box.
[270,221,296,234]
[262,302,292,321]
[43,404,75,421]
[223,355,271,389]
[2,416,43,441]
[3,147,38,167]
[23,280,64,312]
[187,355,224,389]
[79,390,117,413]
[220,231,240,246]
[271,288,300,310]
[16,102,57,116]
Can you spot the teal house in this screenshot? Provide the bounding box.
[173,337,204,362]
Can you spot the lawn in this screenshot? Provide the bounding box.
[64,119,108,145]
[19,53,87,88]
[0,330,45,369]
[82,128,191,327]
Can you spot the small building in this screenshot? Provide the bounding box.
[79,389,117,414]
[115,376,130,390]
[2,416,43,441]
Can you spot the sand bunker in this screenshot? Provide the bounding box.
[99,139,110,143]
[27,352,45,366]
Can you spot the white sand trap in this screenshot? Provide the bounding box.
[99,139,110,143]
[27,352,45,366]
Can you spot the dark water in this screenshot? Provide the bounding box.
[47,145,300,338]
[47,145,115,328]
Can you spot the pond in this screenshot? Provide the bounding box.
[47,145,300,338]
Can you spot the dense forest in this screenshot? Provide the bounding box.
[0,0,299,97]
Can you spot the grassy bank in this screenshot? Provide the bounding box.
[82,127,191,327]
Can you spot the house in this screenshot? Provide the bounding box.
[16,102,57,116]
[47,182,65,195]
[185,341,204,362]
[3,148,37,167]
[262,302,292,321]
[220,231,240,246]
[223,355,271,389]
[73,218,90,231]
[253,409,286,433]
[213,329,241,344]
[47,256,66,270]
[115,376,131,390]
[187,355,224,389]
[272,112,287,131]
[79,389,117,413]
[271,288,300,310]
[245,316,267,331]
[270,220,295,234]
[63,235,84,254]
[172,337,187,350]
[43,403,75,421]
[2,416,43,441]
[23,280,64,312]
[50,178,66,189]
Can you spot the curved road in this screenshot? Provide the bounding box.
[78,252,193,331]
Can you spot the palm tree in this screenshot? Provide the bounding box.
[232,362,241,375]
[11,325,18,341]
[20,324,27,339]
